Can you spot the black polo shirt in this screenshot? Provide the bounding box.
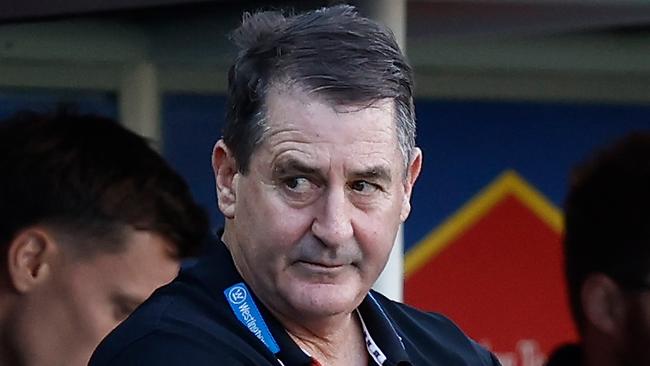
[90,239,500,366]
[545,344,581,366]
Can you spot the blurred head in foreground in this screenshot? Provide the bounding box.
[0,111,208,366]
[548,132,650,366]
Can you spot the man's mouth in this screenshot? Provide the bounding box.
[295,260,347,270]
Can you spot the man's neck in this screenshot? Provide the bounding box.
[582,332,620,366]
[284,311,368,366]
[0,300,23,366]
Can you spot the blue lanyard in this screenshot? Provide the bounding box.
[224,282,281,354]
[224,283,397,365]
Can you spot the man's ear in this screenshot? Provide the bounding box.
[581,273,627,338]
[400,147,422,222]
[212,140,239,219]
[7,228,57,293]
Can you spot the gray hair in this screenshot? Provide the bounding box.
[224,4,416,173]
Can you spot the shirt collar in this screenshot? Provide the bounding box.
[253,288,412,366]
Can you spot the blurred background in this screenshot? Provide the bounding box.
[2,1,649,365]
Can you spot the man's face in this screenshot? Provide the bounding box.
[11,230,179,366]
[220,86,420,321]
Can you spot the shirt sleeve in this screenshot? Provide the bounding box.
[90,330,251,366]
[470,340,503,366]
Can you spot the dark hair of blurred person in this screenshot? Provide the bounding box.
[546,132,650,366]
[0,110,209,366]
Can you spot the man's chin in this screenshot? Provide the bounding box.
[284,283,361,317]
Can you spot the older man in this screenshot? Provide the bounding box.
[90,5,500,365]
[0,111,208,366]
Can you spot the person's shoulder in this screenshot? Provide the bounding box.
[90,281,268,366]
[88,280,207,363]
[369,291,471,337]
[90,269,248,365]
[90,244,283,366]
[90,327,251,366]
[545,343,581,366]
[369,291,501,366]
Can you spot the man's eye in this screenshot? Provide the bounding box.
[349,180,379,193]
[284,177,313,192]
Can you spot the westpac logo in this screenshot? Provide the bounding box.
[228,285,247,305]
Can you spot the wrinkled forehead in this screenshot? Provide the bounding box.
[265,86,396,140]
[267,79,395,111]
[264,83,397,133]
[255,86,404,179]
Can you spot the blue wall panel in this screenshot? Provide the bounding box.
[162,93,226,233]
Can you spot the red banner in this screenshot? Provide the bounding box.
[405,171,577,366]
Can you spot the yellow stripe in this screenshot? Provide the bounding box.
[404,170,563,278]
[509,173,563,233]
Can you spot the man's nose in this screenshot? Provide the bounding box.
[311,187,353,246]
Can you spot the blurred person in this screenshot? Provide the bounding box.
[0,111,209,366]
[546,132,650,366]
[90,5,500,366]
